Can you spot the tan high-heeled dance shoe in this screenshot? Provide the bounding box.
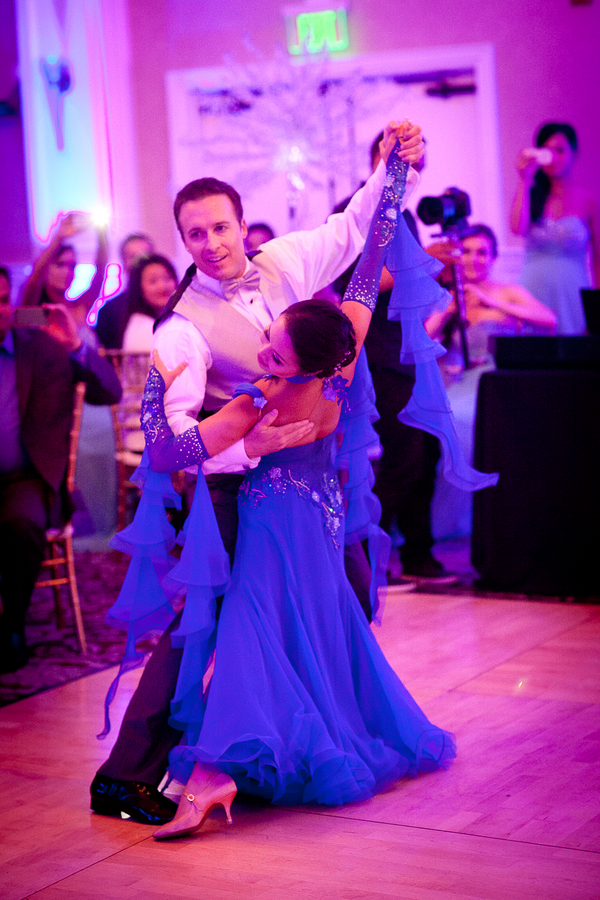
[153,770,237,840]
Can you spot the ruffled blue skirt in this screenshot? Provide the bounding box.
[168,438,455,805]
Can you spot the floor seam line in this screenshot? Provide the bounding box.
[283,807,600,854]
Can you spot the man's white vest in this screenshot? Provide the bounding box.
[174,253,300,411]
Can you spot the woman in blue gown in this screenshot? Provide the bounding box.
[112,134,495,840]
[510,122,600,335]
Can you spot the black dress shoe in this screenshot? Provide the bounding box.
[90,775,178,825]
[0,630,28,674]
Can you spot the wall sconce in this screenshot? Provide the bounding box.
[40,55,72,151]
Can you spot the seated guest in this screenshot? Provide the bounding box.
[0,267,121,672]
[95,232,155,349]
[20,220,126,535]
[425,224,557,538]
[244,222,275,254]
[121,255,178,353]
[425,223,557,364]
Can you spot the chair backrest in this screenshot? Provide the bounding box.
[102,349,151,392]
[68,382,87,493]
[102,350,151,458]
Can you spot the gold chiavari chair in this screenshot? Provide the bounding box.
[35,381,88,652]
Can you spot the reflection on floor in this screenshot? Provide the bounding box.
[1,589,599,900]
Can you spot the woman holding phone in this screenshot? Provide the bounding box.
[510,122,600,334]
[20,211,108,334]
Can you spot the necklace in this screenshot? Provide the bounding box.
[285,373,317,384]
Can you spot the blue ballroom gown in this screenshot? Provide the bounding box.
[166,425,456,805]
[103,143,503,806]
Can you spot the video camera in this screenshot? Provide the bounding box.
[417,187,471,234]
[417,187,473,369]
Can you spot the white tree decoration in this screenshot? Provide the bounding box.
[189,41,367,229]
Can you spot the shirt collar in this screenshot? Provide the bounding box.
[194,259,250,297]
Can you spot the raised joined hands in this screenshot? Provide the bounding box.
[379,119,424,167]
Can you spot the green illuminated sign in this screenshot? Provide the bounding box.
[286,9,349,55]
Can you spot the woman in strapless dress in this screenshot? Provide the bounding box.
[510,122,600,335]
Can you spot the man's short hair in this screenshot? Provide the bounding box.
[370,131,384,170]
[247,222,275,242]
[462,224,498,259]
[174,178,244,233]
[119,232,154,260]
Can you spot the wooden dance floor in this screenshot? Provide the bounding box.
[1,588,599,899]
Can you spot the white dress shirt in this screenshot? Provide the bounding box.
[152,161,419,474]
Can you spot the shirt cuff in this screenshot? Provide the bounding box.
[200,438,258,475]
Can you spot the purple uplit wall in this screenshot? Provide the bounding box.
[127,0,600,262]
[16,0,116,244]
[2,0,598,272]
[0,0,31,266]
[1,0,142,284]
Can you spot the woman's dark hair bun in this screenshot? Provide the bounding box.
[283,299,357,378]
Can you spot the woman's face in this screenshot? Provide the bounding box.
[257,315,302,378]
[140,263,177,310]
[461,235,495,283]
[541,131,577,179]
[46,248,77,295]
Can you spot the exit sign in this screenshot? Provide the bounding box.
[285,7,349,55]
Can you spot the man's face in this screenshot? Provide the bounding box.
[178,194,248,281]
[122,237,154,275]
[0,276,12,343]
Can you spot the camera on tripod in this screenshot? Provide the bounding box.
[417,187,471,234]
[416,188,473,369]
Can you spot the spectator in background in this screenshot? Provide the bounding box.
[333,131,458,585]
[425,224,557,539]
[20,212,108,334]
[18,218,130,540]
[95,232,155,349]
[0,266,121,673]
[426,224,557,355]
[121,255,178,353]
[510,122,599,334]
[244,222,276,254]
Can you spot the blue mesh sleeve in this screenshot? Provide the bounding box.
[343,140,408,311]
[141,366,210,473]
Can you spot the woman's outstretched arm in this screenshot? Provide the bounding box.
[142,355,314,473]
[340,130,409,380]
[21,213,90,306]
[510,151,539,236]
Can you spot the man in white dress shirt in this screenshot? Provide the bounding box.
[91,121,424,825]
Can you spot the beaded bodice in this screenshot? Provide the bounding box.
[239,435,345,549]
[235,377,349,548]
